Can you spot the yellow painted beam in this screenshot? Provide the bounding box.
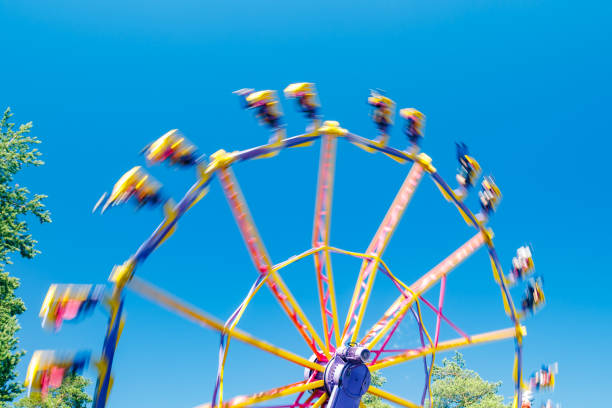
[312,133,340,352]
[370,326,526,371]
[128,277,324,372]
[219,167,329,358]
[367,386,422,408]
[311,392,329,408]
[342,162,424,343]
[196,380,325,408]
[362,231,486,349]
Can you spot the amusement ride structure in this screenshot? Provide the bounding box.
[25,83,553,408]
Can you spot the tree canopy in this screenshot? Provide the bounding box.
[14,375,92,408]
[430,352,509,408]
[0,107,51,406]
[0,108,51,265]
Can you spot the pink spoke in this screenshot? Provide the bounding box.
[417,295,470,340]
[342,162,425,343]
[219,167,326,358]
[294,393,317,408]
[293,372,318,407]
[370,312,406,364]
[434,276,446,346]
[361,231,485,348]
[312,134,341,351]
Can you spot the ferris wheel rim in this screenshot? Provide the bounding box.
[127,131,524,407]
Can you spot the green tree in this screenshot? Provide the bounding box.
[0,107,51,406]
[430,352,509,408]
[362,371,391,408]
[14,375,92,408]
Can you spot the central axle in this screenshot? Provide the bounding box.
[305,345,372,408]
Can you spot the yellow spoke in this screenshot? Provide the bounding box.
[367,386,422,408]
[312,132,341,351]
[370,325,526,371]
[362,231,486,349]
[311,392,329,408]
[196,380,325,408]
[128,277,324,372]
[342,162,424,343]
[218,166,328,358]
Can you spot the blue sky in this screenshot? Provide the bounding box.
[1,0,610,407]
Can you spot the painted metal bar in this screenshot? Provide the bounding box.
[128,277,325,372]
[386,167,524,406]
[133,168,215,263]
[92,299,124,408]
[429,171,480,227]
[488,247,524,406]
[208,380,325,408]
[215,246,328,406]
[301,393,318,406]
[362,231,486,349]
[434,277,446,346]
[294,393,317,408]
[98,161,222,407]
[345,132,417,164]
[292,372,318,408]
[218,166,327,358]
[342,162,425,343]
[312,133,341,352]
[311,393,328,408]
[212,273,268,406]
[123,133,439,279]
[417,295,471,340]
[369,326,526,372]
[272,247,324,273]
[254,404,320,408]
[515,341,523,408]
[419,276,447,407]
[411,307,430,406]
[129,130,321,272]
[256,405,320,408]
[234,133,321,162]
[369,307,406,365]
[367,386,421,408]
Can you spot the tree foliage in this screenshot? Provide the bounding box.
[14,375,92,408]
[0,108,51,406]
[0,108,51,266]
[0,272,25,406]
[431,352,509,408]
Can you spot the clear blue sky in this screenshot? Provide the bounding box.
[1,0,610,407]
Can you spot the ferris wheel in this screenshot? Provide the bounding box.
[26,83,549,408]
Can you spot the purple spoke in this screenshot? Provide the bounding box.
[410,307,430,406]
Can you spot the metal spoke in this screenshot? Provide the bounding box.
[361,231,486,349]
[312,133,341,351]
[367,386,422,408]
[342,162,425,343]
[311,393,328,408]
[218,166,327,358]
[128,277,324,372]
[195,381,324,408]
[370,326,526,371]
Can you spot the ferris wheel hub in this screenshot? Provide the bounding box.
[304,345,371,408]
